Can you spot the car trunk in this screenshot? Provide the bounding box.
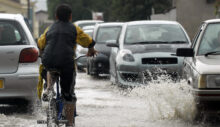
[0,46,23,74]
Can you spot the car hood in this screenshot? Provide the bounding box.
[95,43,111,57]
[124,44,189,54]
[196,55,220,74]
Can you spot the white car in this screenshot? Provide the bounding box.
[0,14,40,106]
[107,21,191,86]
[177,19,220,103]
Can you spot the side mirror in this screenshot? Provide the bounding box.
[176,48,194,57]
[106,40,119,48]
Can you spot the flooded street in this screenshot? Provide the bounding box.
[0,73,219,127]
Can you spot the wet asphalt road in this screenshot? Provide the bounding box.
[0,73,220,127]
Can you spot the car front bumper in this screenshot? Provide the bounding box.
[193,88,220,102]
[116,52,183,86]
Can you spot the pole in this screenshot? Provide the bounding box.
[27,0,30,20]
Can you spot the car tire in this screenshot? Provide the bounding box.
[77,66,85,72]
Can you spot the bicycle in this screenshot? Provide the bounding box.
[37,55,86,127]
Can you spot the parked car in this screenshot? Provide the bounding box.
[76,26,95,71]
[74,20,103,28]
[107,21,191,86]
[82,26,95,37]
[87,22,124,76]
[176,19,220,107]
[0,14,40,105]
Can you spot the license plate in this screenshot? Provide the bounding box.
[0,79,4,89]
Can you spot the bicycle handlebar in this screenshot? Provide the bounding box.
[75,55,86,61]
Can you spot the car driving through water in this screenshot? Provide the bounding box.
[176,19,220,112]
[107,21,191,86]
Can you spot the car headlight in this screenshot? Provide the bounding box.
[120,50,135,62]
[198,74,220,88]
[206,75,220,88]
[123,54,135,62]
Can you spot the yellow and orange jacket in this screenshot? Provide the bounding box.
[37,24,94,99]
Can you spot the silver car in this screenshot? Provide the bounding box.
[107,21,191,86]
[87,22,123,76]
[0,14,40,104]
[177,19,220,103]
[75,26,94,71]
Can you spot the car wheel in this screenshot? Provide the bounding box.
[77,66,85,72]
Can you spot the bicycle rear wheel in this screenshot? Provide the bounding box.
[47,98,58,127]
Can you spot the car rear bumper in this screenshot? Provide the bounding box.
[0,64,39,101]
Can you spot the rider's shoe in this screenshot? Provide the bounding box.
[42,88,55,101]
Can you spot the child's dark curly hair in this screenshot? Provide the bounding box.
[56,4,72,22]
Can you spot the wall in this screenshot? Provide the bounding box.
[176,0,216,39]
[151,9,177,21]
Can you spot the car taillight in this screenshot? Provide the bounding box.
[19,48,38,63]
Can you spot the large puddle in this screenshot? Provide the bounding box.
[0,73,217,127]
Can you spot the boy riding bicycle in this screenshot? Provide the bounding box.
[38,4,97,127]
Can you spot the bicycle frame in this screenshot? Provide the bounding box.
[37,55,87,126]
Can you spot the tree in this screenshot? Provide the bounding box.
[47,0,92,22]
[47,0,172,22]
[109,0,172,21]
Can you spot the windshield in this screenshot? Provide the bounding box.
[198,23,220,55]
[0,20,27,45]
[125,24,188,44]
[96,26,122,43]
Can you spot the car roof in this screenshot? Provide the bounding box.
[82,25,95,30]
[204,19,220,24]
[0,13,24,20]
[96,22,124,27]
[74,20,103,24]
[126,20,180,26]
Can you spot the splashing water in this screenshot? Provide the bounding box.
[0,73,202,127]
[126,74,197,122]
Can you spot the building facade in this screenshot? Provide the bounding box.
[176,0,216,39]
[0,0,38,38]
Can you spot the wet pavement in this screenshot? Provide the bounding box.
[0,73,220,127]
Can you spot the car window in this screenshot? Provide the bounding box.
[96,26,122,43]
[198,23,220,55]
[78,23,96,28]
[0,20,27,45]
[84,30,93,37]
[125,24,188,44]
